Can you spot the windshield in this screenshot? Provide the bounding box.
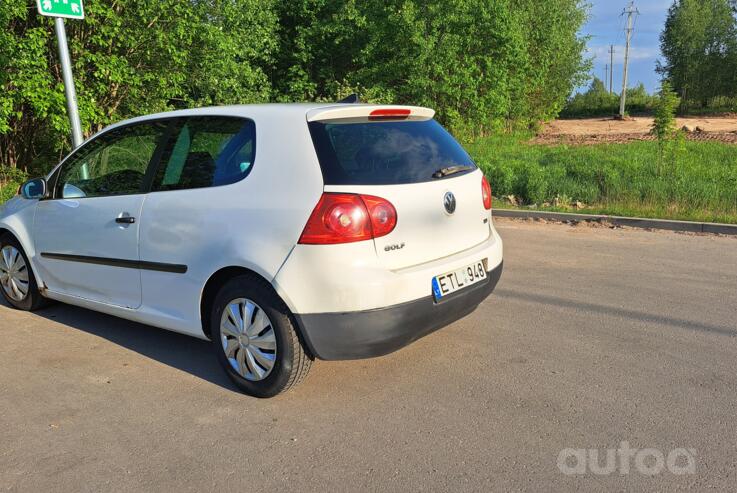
[308,119,476,185]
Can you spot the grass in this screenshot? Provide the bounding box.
[465,134,737,224]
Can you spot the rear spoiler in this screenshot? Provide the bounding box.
[306,105,435,123]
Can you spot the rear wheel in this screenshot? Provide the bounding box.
[0,234,47,311]
[211,275,312,398]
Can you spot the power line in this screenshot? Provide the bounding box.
[614,13,626,47]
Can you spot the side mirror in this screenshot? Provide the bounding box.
[20,178,47,200]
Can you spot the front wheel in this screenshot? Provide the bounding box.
[210,275,312,398]
[0,234,47,311]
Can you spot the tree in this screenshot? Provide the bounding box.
[0,0,277,173]
[561,77,619,117]
[1,0,591,171]
[271,0,589,136]
[658,0,737,109]
[652,81,681,141]
[652,81,684,180]
[509,0,591,124]
[353,0,528,136]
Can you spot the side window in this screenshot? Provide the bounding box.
[55,122,168,199]
[152,117,256,192]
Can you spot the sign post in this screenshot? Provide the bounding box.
[37,0,85,150]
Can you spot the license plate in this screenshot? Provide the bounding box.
[432,259,488,301]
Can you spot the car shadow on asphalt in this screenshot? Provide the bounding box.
[495,288,737,338]
[1,297,240,393]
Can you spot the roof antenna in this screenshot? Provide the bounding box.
[337,93,360,104]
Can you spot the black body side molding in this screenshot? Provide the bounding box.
[40,252,187,274]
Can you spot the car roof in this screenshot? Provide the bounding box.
[101,103,434,133]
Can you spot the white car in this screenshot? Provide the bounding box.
[0,102,503,397]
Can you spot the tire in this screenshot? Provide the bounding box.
[0,233,48,311]
[210,274,312,398]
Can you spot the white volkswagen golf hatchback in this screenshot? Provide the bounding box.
[0,103,503,397]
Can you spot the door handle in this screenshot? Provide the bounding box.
[115,215,136,224]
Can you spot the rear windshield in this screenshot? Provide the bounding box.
[308,119,476,185]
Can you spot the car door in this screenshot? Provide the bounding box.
[33,120,170,308]
[136,116,259,329]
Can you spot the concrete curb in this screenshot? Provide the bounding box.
[493,209,737,236]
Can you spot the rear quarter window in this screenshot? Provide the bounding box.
[308,119,476,185]
[152,116,256,192]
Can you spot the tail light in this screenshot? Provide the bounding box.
[299,193,397,245]
[481,176,492,210]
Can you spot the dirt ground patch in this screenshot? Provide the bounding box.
[535,116,737,145]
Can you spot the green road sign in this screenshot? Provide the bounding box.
[36,0,84,20]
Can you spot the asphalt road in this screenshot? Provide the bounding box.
[1,218,736,491]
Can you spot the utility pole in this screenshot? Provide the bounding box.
[54,18,83,149]
[604,64,609,88]
[609,45,615,94]
[619,2,639,118]
[37,0,85,151]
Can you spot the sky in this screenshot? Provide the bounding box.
[580,0,673,94]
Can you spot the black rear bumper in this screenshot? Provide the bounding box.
[294,261,503,360]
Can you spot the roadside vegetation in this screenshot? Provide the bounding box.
[1,0,736,225]
[659,0,737,113]
[563,0,737,118]
[1,0,589,175]
[467,135,737,225]
[561,79,657,118]
[475,82,737,225]
[0,166,26,203]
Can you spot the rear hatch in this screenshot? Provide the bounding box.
[307,105,491,270]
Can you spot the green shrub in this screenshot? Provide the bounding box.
[516,162,548,204]
[466,134,737,223]
[561,79,656,118]
[479,159,515,198]
[0,166,27,203]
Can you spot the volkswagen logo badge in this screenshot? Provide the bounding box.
[443,191,456,215]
